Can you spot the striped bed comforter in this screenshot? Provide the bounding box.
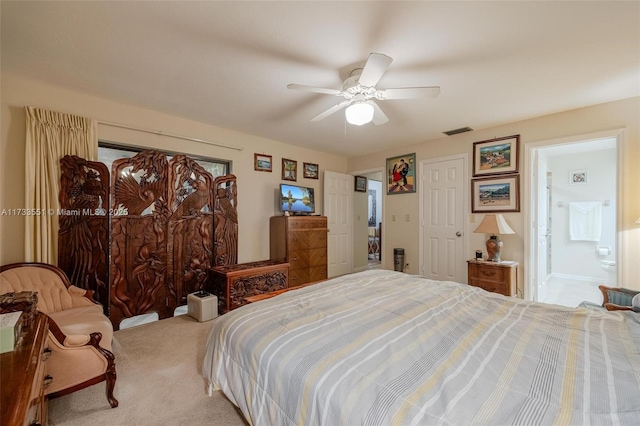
[202,269,640,425]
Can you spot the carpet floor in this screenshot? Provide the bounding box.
[48,315,247,425]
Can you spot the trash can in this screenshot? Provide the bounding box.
[393,248,405,272]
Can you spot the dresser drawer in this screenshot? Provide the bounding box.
[288,217,327,230]
[288,250,310,270]
[289,269,309,287]
[471,264,508,283]
[469,279,507,295]
[309,266,327,283]
[467,260,518,297]
[308,248,327,266]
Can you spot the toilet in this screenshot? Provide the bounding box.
[600,260,617,286]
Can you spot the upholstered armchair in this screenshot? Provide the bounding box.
[598,285,639,312]
[0,263,118,407]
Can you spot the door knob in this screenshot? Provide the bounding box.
[456,231,462,237]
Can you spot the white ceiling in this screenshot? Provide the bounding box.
[2,1,638,158]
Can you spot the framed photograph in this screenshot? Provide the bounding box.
[471,174,520,213]
[473,135,519,177]
[569,170,588,185]
[254,153,272,172]
[354,175,367,192]
[282,158,297,181]
[303,162,319,179]
[386,153,416,195]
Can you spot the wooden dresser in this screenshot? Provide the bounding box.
[467,260,518,297]
[1,313,50,426]
[270,216,328,287]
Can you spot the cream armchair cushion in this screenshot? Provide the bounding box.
[0,264,113,350]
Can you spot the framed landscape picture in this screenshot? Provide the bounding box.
[386,153,416,194]
[282,158,297,181]
[473,135,519,177]
[254,153,272,172]
[471,174,520,213]
[303,162,319,179]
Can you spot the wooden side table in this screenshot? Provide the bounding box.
[208,260,289,313]
[467,260,518,297]
[1,313,50,426]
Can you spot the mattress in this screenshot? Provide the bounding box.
[203,269,640,425]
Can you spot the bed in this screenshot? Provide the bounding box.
[202,269,640,425]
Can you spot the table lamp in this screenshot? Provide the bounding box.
[473,214,515,262]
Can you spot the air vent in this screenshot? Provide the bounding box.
[443,126,473,136]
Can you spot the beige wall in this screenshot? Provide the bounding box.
[0,73,347,265]
[349,97,640,292]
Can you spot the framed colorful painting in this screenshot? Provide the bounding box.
[386,153,416,195]
[471,174,520,213]
[473,135,519,177]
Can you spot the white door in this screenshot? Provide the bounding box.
[420,156,467,282]
[534,151,550,301]
[324,171,352,277]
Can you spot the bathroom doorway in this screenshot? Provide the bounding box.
[525,131,622,307]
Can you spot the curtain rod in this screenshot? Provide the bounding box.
[98,121,243,151]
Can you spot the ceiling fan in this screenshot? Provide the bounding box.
[287,53,440,126]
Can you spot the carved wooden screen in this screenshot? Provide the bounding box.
[212,174,238,267]
[167,155,214,307]
[58,156,110,315]
[109,151,170,329]
[59,150,237,330]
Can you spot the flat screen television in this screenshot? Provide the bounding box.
[280,183,315,214]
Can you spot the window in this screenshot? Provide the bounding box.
[98,143,230,179]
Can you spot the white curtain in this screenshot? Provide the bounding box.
[24,107,98,263]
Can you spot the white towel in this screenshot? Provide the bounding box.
[569,202,602,241]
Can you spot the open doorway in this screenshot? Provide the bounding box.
[366,174,382,267]
[525,131,623,307]
[352,168,384,272]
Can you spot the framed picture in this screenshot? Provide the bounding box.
[386,153,416,195]
[569,170,588,185]
[254,153,272,172]
[471,174,520,213]
[303,162,319,179]
[354,175,367,192]
[282,158,297,181]
[473,135,519,177]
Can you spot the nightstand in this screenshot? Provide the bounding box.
[467,260,518,297]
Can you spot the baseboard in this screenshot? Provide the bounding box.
[352,265,368,273]
[550,273,602,283]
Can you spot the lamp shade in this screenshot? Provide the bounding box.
[473,214,515,235]
[345,102,374,126]
[636,216,640,224]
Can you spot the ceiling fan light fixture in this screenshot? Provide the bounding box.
[345,102,374,126]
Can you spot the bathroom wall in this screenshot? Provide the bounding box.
[549,148,616,280]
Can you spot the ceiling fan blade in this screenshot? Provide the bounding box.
[287,84,342,96]
[378,86,441,100]
[357,53,393,87]
[310,100,352,122]
[371,102,389,126]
